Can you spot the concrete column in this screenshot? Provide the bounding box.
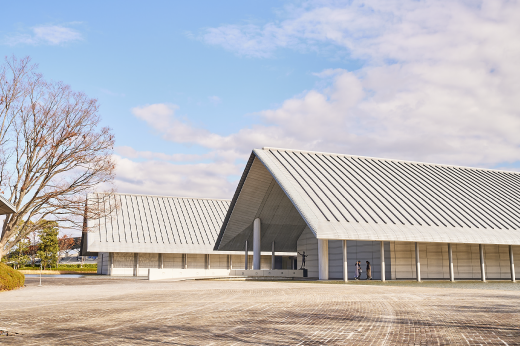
[207,254,211,270]
[253,218,261,270]
[318,239,329,280]
[184,254,187,269]
[229,255,233,269]
[448,243,454,282]
[380,241,386,282]
[510,245,515,282]
[271,241,275,270]
[343,240,348,282]
[109,252,114,276]
[159,253,163,269]
[134,253,140,277]
[415,242,421,282]
[245,241,248,270]
[480,244,486,282]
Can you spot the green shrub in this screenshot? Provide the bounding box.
[0,263,25,291]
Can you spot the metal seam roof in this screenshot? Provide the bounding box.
[217,148,520,247]
[87,193,233,253]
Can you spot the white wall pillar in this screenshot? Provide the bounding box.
[109,252,114,276]
[415,242,421,282]
[184,254,187,269]
[229,255,232,269]
[245,240,248,270]
[448,243,454,282]
[318,239,329,280]
[380,241,386,282]
[271,241,275,270]
[253,218,261,270]
[510,245,515,282]
[343,240,348,282]
[159,253,164,269]
[480,244,486,282]
[134,253,139,277]
[207,254,211,270]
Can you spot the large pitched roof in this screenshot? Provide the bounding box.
[215,148,520,251]
[85,193,231,254]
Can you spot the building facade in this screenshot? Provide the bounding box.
[214,147,520,281]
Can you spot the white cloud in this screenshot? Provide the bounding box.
[119,0,520,197]
[178,0,520,167]
[4,25,82,46]
[115,146,215,162]
[112,155,240,199]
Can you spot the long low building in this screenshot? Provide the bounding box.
[80,193,296,277]
[214,147,520,281]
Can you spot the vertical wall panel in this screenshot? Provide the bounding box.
[139,253,159,268]
[163,253,183,269]
[296,227,318,278]
[113,252,134,268]
[328,240,343,279]
[187,254,206,269]
[261,255,271,270]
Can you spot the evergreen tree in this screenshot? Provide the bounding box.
[12,238,30,269]
[37,221,59,270]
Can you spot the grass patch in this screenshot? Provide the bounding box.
[0,263,25,291]
[19,265,96,272]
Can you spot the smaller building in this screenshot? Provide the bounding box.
[81,193,296,278]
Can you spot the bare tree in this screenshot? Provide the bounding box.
[0,56,38,191]
[0,56,116,259]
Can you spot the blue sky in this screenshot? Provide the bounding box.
[2,0,520,200]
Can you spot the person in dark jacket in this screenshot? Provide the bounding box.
[366,261,372,280]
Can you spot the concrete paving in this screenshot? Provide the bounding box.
[1,276,519,345]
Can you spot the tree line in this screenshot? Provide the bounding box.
[4,220,78,269]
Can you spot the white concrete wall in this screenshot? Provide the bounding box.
[111,252,134,276]
[297,227,392,280]
[390,242,519,280]
[230,269,304,277]
[149,268,231,280]
[261,255,271,269]
[296,227,318,278]
[343,241,391,280]
[230,254,255,269]
[137,253,159,276]
[163,253,183,269]
[209,254,228,269]
[187,254,205,269]
[107,252,295,276]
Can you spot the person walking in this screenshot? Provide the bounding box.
[354,261,361,280]
[366,261,372,280]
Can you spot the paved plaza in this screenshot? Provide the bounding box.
[1,276,519,345]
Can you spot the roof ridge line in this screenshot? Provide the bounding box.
[260,147,520,175]
[90,192,232,201]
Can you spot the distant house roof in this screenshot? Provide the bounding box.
[215,147,520,251]
[85,193,232,254]
[0,195,16,215]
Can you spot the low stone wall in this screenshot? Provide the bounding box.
[147,268,306,280]
[148,268,231,281]
[231,269,305,278]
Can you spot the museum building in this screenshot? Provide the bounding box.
[82,147,520,282]
[214,147,520,281]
